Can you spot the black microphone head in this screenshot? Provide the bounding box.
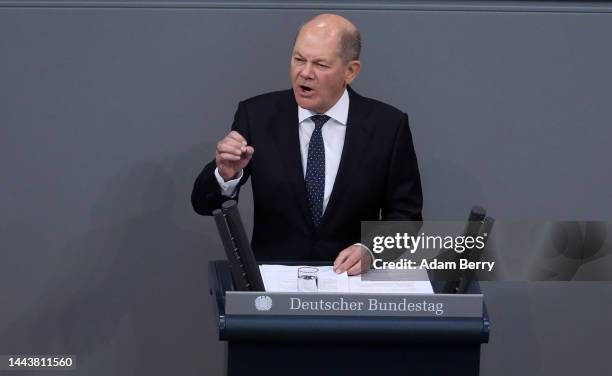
[463,206,486,239]
[468,206,486,222]
[221,200,237,210]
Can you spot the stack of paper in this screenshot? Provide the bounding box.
[259,265,433,294]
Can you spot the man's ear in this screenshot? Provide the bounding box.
[345,60,361,85]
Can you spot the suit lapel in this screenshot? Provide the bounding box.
[321,87,372,227]
[270,92,313,228]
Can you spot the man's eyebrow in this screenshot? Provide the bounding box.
[313,58,329,63]
[292,53,330,64]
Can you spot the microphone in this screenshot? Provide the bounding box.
[213,200,265,291]
[456,216,495,294]
[441,206,486,294]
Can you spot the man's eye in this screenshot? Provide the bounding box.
[294,57,305,63]
[317,63,328,68]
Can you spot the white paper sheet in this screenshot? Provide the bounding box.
[259,264,433,294]
[348,277,434,294]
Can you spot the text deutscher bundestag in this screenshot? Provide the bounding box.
[290,297,444,316]
[371,233,495,271]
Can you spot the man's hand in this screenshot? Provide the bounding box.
[333,244,372,276]
[215,131,255,181]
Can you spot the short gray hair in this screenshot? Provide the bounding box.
[339,28,361,62]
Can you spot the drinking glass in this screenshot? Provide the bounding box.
[297,267,319,292]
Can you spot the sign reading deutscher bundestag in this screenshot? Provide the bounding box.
[226,292,483,318]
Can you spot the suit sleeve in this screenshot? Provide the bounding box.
[381,112,423,222]
[191,101,252,215]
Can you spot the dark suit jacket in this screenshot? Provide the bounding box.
[191,86,423,262]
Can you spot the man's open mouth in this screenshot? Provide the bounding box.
[300,85,313,93]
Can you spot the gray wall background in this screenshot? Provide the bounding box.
[1,1,611,375]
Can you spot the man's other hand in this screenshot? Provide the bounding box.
[333,244,372,276]
[216,131,255,181]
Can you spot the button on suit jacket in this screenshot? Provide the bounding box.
[192,86,423,262]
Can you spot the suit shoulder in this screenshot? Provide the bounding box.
[359,95,406,119]
[350,90,410,136]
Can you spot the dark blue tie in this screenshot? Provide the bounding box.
[305,115,330,227]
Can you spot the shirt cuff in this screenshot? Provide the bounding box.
[355,243,375,269]
[214,168,243,198]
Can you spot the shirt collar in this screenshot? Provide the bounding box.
[298,88,349,125]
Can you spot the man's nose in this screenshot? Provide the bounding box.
[300,63,314,79]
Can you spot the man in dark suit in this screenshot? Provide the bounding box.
[192,14,422,275]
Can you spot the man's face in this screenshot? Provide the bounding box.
[291,30,355,114]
